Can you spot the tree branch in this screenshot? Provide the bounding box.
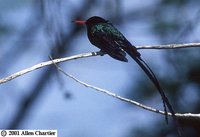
[1,42,200,84]
[49,56,200,123]
[0,52,102,84]
[1,43,200,124]
[137,42,200,49]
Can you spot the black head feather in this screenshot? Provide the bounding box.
[86,16,108,26]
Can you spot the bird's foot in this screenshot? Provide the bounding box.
[98,50,106,56]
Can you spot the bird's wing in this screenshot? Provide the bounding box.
[91,24,128,61]
[93,23,140,58]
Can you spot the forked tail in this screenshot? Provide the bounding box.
[123,46,182,137]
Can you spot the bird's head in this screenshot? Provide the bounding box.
[73,16,108,26]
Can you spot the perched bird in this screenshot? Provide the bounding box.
[73,16,176,125]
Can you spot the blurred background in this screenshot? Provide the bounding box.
[0,0,200,137]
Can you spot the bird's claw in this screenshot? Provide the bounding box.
[98,50,106,56]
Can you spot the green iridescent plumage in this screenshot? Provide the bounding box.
[91,23,125,40]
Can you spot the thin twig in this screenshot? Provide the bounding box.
[49,56,200,120]
[0,42,200,84]
[137,42,200,49]
[0,51,102,84]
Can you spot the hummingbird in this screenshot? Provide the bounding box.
[73,16,176,124]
